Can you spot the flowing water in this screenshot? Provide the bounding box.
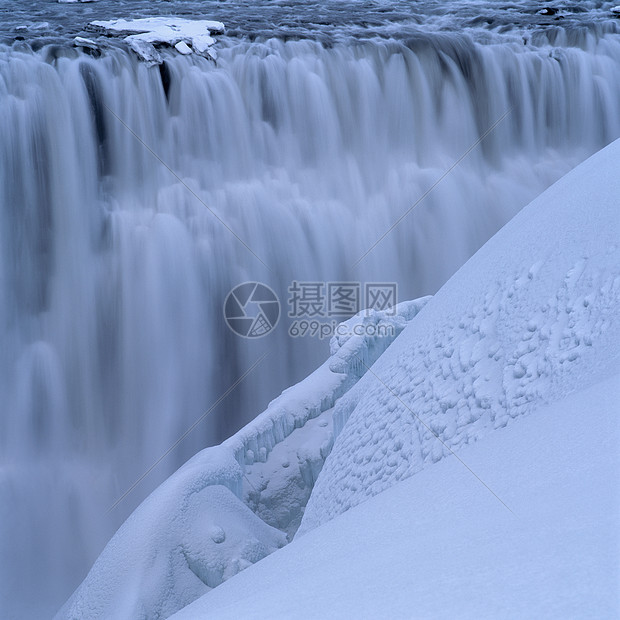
[1,1,620,617]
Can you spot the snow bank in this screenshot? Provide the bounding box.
[171,372,620,619]
[55,300,428,619]
[298,137,620,535]
[88,18,225,63]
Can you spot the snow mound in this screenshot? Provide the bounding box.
[55,299,429,619]
[88,17,225,63]
[298,137,620,535]
[171,372,620,619]
[56,480,286,620]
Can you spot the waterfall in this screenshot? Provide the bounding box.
[1,28,620,617]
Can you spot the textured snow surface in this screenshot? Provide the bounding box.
[88,17,225,62]
[55,300,428,619]
[171,372,620,619]
[299,138,620,535]
[57,482,285,620]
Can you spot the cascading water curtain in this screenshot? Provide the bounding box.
[1,29,620,617]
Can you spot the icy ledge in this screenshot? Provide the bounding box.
[55,298,430,620]
[87,17,225,63]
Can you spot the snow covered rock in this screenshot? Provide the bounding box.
[298,137,620,535]
[88,17,225,63]
[55,299,428,619]
[72,37,98,50]
[174,41,193,56]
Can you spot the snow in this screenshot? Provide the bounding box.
[299,137,620,535]
[55,300,428,619]
[88,17,225,62]
[72,37,98,50]
[174,41,193,56]
[56,481,286,620]
[170,372,620,619]
[57,133,620,618]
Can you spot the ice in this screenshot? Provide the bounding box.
[171,372,620,619]
[72,37,99,50]
[175,41,193,56]
[298,136,620,535]
[88,17,225,62]
[328,297,431,376]
[55,300,426,619]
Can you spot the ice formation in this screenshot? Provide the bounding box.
[55,299,429,619]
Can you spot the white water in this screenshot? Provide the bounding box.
[1,30,620,617]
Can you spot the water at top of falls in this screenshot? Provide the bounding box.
[2,0,620,47]
[1,6,620,618]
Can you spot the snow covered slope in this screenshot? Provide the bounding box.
[171,372,620,619]
[55,300,429,620]
[299,137,620,535]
